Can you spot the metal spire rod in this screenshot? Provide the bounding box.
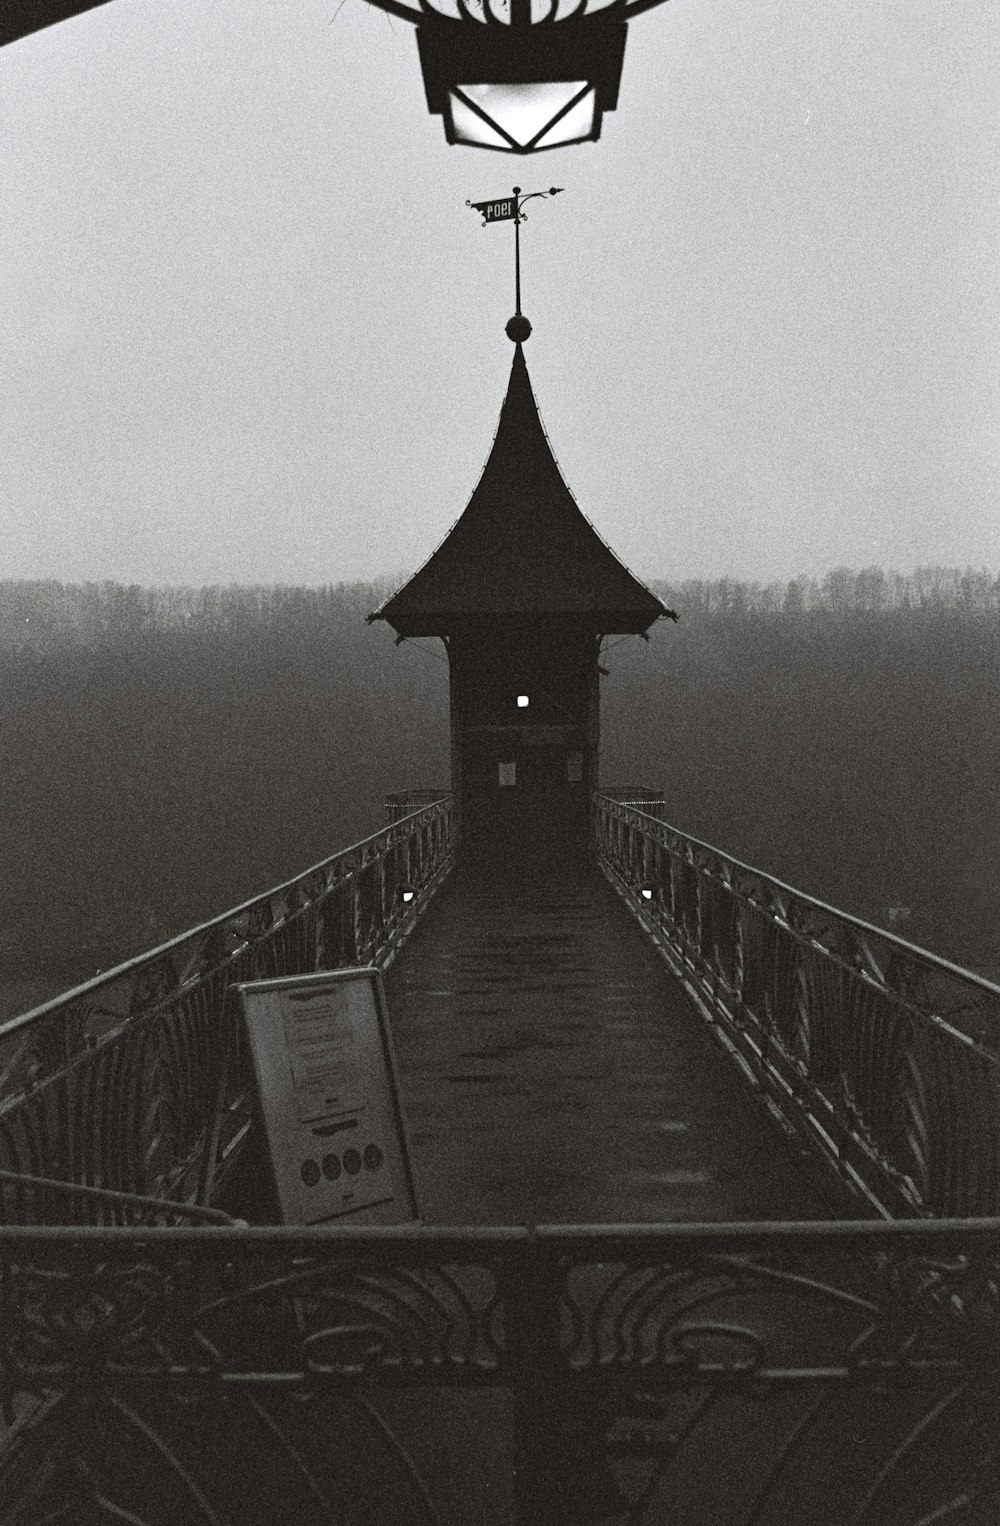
[512,186,562,316]
[513,187,523,315]
[467,185,562,339]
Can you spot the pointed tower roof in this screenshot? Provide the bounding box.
[371,343,669,637]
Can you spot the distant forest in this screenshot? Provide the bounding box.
[1,566,998,993]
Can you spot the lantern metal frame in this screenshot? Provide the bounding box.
[362,0,670,27]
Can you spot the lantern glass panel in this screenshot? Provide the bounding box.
[534,87,597,148]
[449,93,513,149]
[451,80,593,150]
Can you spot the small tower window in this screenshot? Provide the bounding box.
[517,694,530,708]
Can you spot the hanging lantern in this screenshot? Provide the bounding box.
[417,12,626,153]
[364,0,670,154]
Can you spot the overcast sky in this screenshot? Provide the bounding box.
[2,0,997,587]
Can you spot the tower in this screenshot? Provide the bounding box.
[370,333,667,865]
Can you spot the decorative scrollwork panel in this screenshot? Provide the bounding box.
[0,1222,998,1525]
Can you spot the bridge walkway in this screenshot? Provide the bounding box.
[384,862,842,1226]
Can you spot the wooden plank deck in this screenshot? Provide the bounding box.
[384,863,840,1225]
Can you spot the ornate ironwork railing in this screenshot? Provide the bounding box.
[385,787,450,824]
[595,795,1000,1221]
[600,785,667,821]
[0,1216,997,1525]
[0,799,454,1226]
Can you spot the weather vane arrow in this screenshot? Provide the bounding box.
[466,186,563,341]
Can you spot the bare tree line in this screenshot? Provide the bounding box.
[654,565,1000,619]
[0,580,396,652]
[1,566,999,653]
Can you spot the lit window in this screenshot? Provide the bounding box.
[517,695,530,708]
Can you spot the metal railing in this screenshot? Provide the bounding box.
[600,784,667,820]
[0,798,454,1224]
[595,794,1000,1221]
[0,1216,997,1524]
[385,787,449,823]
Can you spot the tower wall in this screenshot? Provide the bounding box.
[447,621,600,864]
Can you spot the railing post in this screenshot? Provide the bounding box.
[508,1233,564,1526]
[351,858,364,964]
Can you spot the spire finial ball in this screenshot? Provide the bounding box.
[506,315,532,343]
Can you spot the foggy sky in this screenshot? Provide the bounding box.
[2,0,997,586]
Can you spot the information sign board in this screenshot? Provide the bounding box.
[232,969,420,1226]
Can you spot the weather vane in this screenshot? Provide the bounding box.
[466,186,563,341]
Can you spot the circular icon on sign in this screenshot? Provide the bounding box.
[343,1148,362,1176]
[364,1144,384,1172]
[322,1153,341,1181]
[300,1158,320,1187]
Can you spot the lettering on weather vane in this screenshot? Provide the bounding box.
[468,196,519,225]
[466,187,564,335]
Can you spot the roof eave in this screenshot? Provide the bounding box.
[370,603,669,639]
